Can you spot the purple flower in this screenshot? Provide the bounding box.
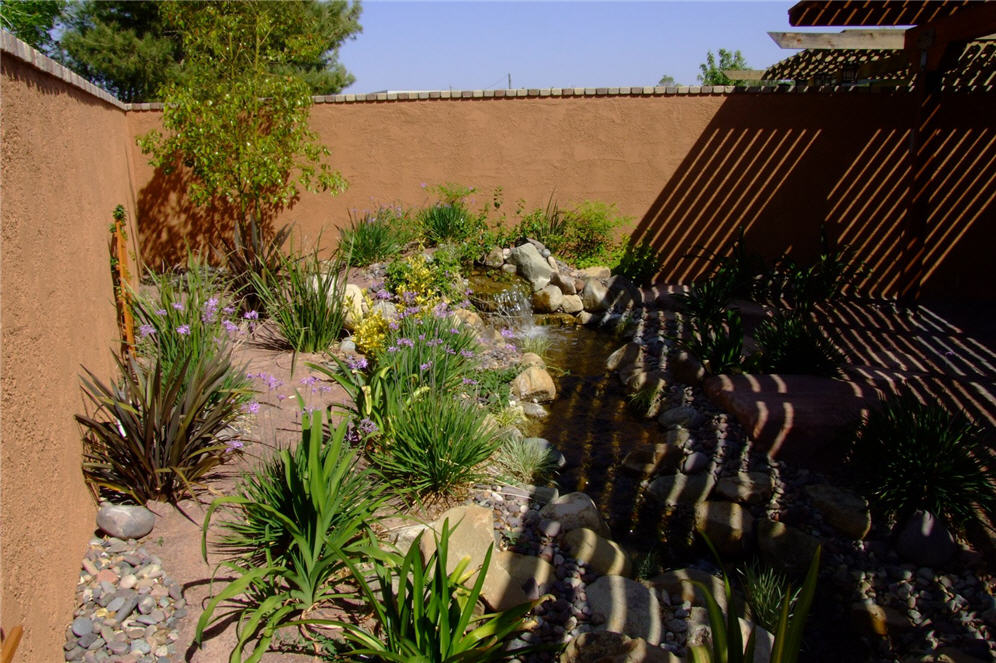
[223,320,239,333]
[244,310,259,320]
[242,401,260,414]
[401,291,417,305]
[449,328,460,335]
[460,349,475,358]
[500,328,516,339]
[201,296,219,323]
[420,361,433,371]
[154,308,167,316]
[226,440,244,452]
[388,321,400,331]
[358,418,378,435]
[172,302,184,311]
[462,378,479,385]
[445,347,456,355]
[397,337,414,348]
[176,324,191,335]
[404,306,420,317]
[138,324,156,338]
[459,299,470,308]
[420,182,427,189]
[222,305,236,315]
[432,301,449,318]
[300,376,319,386]
[386,346,398,353]
[504,343,517,351]
[347,356,368,370]
[374,289,392,300]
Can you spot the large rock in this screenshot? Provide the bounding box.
[539,492,609,537]
[804,483,871,540]
[621,443,683,476]
[578,266,612,280]
[607,343,644,371]
[715,472,774,506]
[587,575,662,645]
[419,505,495,575]
[519,352,546,369]
[703,374,884,467]
[651,568,735,613]
[687,609,774,663]
[561,294,584,314]
[668,351,705,386]
[647,473,716,506]
[96,504,155,540]
[694,501,755,557]
[625,370,667,394]
[606,275,643,311]
[451,308,483,329]
[550,271,577,295]
[657,405,705,430]
[756,518,821,577]
[533,285,564,313]
[582,279,611,312]
[560,632,680,663]
[509,243,554,291]
[484,246,505,268]
[896,510,957,567]
[481,552,555,611]
[562,528,632,576]
[511,366,556,402]
[341,283,366,332]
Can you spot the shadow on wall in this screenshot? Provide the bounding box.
[631,92,996,301]
[136,162,299,268]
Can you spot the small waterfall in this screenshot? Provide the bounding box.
[491,285,533,330]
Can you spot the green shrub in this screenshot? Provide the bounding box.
[339,205,416,267]
[197,410,387,663]
[219,216,293,313]
[374,390,502,497]
[687,226,766,301]
[740,560,800,634]
[250,246,349,353]
[675,278,735,325]
[509,194,568,254]
[77,352,249,505]
[377,312,481,393]
[384,251,468,307]
[847,393,996,535]
[614,240,659,287]
[561,200,629,266]
[470,366,519,413]
[679,308,745,375]
[494,437,559,486]
[421,203,473,244]
[751,312,842,376]
[336,520,545,661]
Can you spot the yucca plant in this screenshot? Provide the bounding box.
[196,409,388,663]
[688,536,820,663]
[219,215,293,313]
[847,393,996,535]
[336,520,546,662]
[77,351,249,505]
[250,246,349,353]
[750,311,842,377]
[740,560,801,634]
[676,278,735,325]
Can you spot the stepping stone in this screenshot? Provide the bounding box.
[715,472,774,505]
[647,473,715,506]
[587,575,662,645]
[539,492,609,536]
[694,501,755,557]
[562,528,632,576]
[804,483,871,539]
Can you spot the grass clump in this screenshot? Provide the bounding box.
[847,393,996,536]
[614,240,659,287]
[740,560,800,634]
[339,205,416,267]
[750,312,842,377]
[494,437,559,486]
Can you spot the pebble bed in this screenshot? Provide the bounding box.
[65,537,184,663]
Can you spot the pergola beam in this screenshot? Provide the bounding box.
[769,29,907,50]
[722,69,767,80]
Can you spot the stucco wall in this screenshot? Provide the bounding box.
[128,90,995,300]
[1,52,138,661]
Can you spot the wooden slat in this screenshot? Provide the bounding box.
[789,1,970,28]
[722,69,767,80]
[769,29,907,49]
[1,626,23,663]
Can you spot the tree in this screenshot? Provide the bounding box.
[657,74,676,87]
[697,48,749,86]
[138,1,348,228]
[0,0,64,53]
[56,0,361,102]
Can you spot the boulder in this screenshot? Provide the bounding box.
[451,308,484,329]
[666,426,691,447]
[561,294,584,314]
[533,285,564,313]
[606,275,643,311]
[578,266,612,280]
[621,443,683,475]
[658,405,705,430]
[509,243,554,291]
[650,568,733,612]
[756,518,821,577]
[520,402,549,419]
[607,343,644,371]
[519,352,546,369]
[342,283,366,332]
[419,505,495,575]
[96,504,155,540]
[714,472,774,506]
[682,451,711,474]
[669,351,705,386]
[484,246,505,268]
[647,473,716,506]
[560,632,680,663]
[550,271,577,295]
[582,279,611,312]
[625,370,667,394]
[481,551,555,611]
[539,492,609,536]
[896,510,956,567]
[578,311,598,326]
[562,528,632,576]
[804,483,871,540]
[371,300,399,322]
[587,575,662,645]
[694,501,755,557]
[511,366,556,402]
[687,609,774,663]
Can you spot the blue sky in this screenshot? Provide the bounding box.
[337,1,817,92]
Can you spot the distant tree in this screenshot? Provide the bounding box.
[657,74,676,87]
[138,1,348,227]
[56,0,361,103]
[698,48,749,86]
[0,0,65,53]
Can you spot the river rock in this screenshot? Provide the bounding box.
[658,405,704,430]
[520,402,549,419]
[371,300,399,323]
[587,575,662,645]
[651,568,733,612]
[647,473,715,506]
[341,283,366,332]
[561,294,584,314]
[511,366,556,402]
[896,510,957,567]
[756,518,821,577]
[582,279,611,312]
[715,472,774,505]
[804,483,871,539]
[621,443,683,475]
[682,451,711,474]
[519,352,546,369]
[687,610,774,663]
[607,343,643,371]
[695,501,754,557]
[579,266,612,279]
[419,505,495,575]
[481,552,555,611]
[533,285,564,313]
[509,243,553,291]
[539,492,609,536]
[484,246,505,268]
[452,308,484,329]
[562,528,632,576]
[550,271,577,295]
[96,504,155,540]
[669,351,706,386]
[560,632,680,663]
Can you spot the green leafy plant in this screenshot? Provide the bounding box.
[675,279,735,325]
[219,216,293,313]
[420,203,478,245]
[77,351,248,505]
[686,227,766,302]
[750,312,842,377]
[509,194,568,253]
[385,252,468,308]
[614,240,659,287]
[561,200,628,266]
[688,536,820,663]
[679,308,745,375]
[471,366,519,413]
[196,409,387,663]
[847,393,996,535]
[339,205,415,267]
[518,334,553,362]
[336,520,544,661]
[249,246,349,353]
[740,560,801,634]
[374,391,502,497]
[494,437,559,486]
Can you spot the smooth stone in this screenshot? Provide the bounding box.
[511,366,557,402]
[509,243,554,291]
[756,518,821,577]
[519,352,546,369]
[578,266,612,280]
[587,575,662,645]
[71,617,93,637]
[561,294,584,314]
[694,501,755,557]
[669,351,705,386]
[484,246,504,268]
[658,405,704,429]
[539,492,609,537]
[419,505,495,576]
[647,473,715,506]
[650,568,735,613]
[533,284,564,313]
[582,279,610,312]
[341,283,366,332]
[606,343,643,371]
[482,551,556,611]
[96,504,155,540]
[682,452,710,474]
[562,528,632,576]
[621,443,683,475]
[520,402,549,419]
[804,483,871,540]
[715,472,774,505]
[550,271,577,295]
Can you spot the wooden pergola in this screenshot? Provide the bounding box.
[783,1,996,302]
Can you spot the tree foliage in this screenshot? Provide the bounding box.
[0,0,64,53]
[657,74,676,87]
[698,48,749,86]
[138,1,348,227]
[54,0,361,102]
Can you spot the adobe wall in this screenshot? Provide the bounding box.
[128,89,995,300]
[1,41,139,661]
